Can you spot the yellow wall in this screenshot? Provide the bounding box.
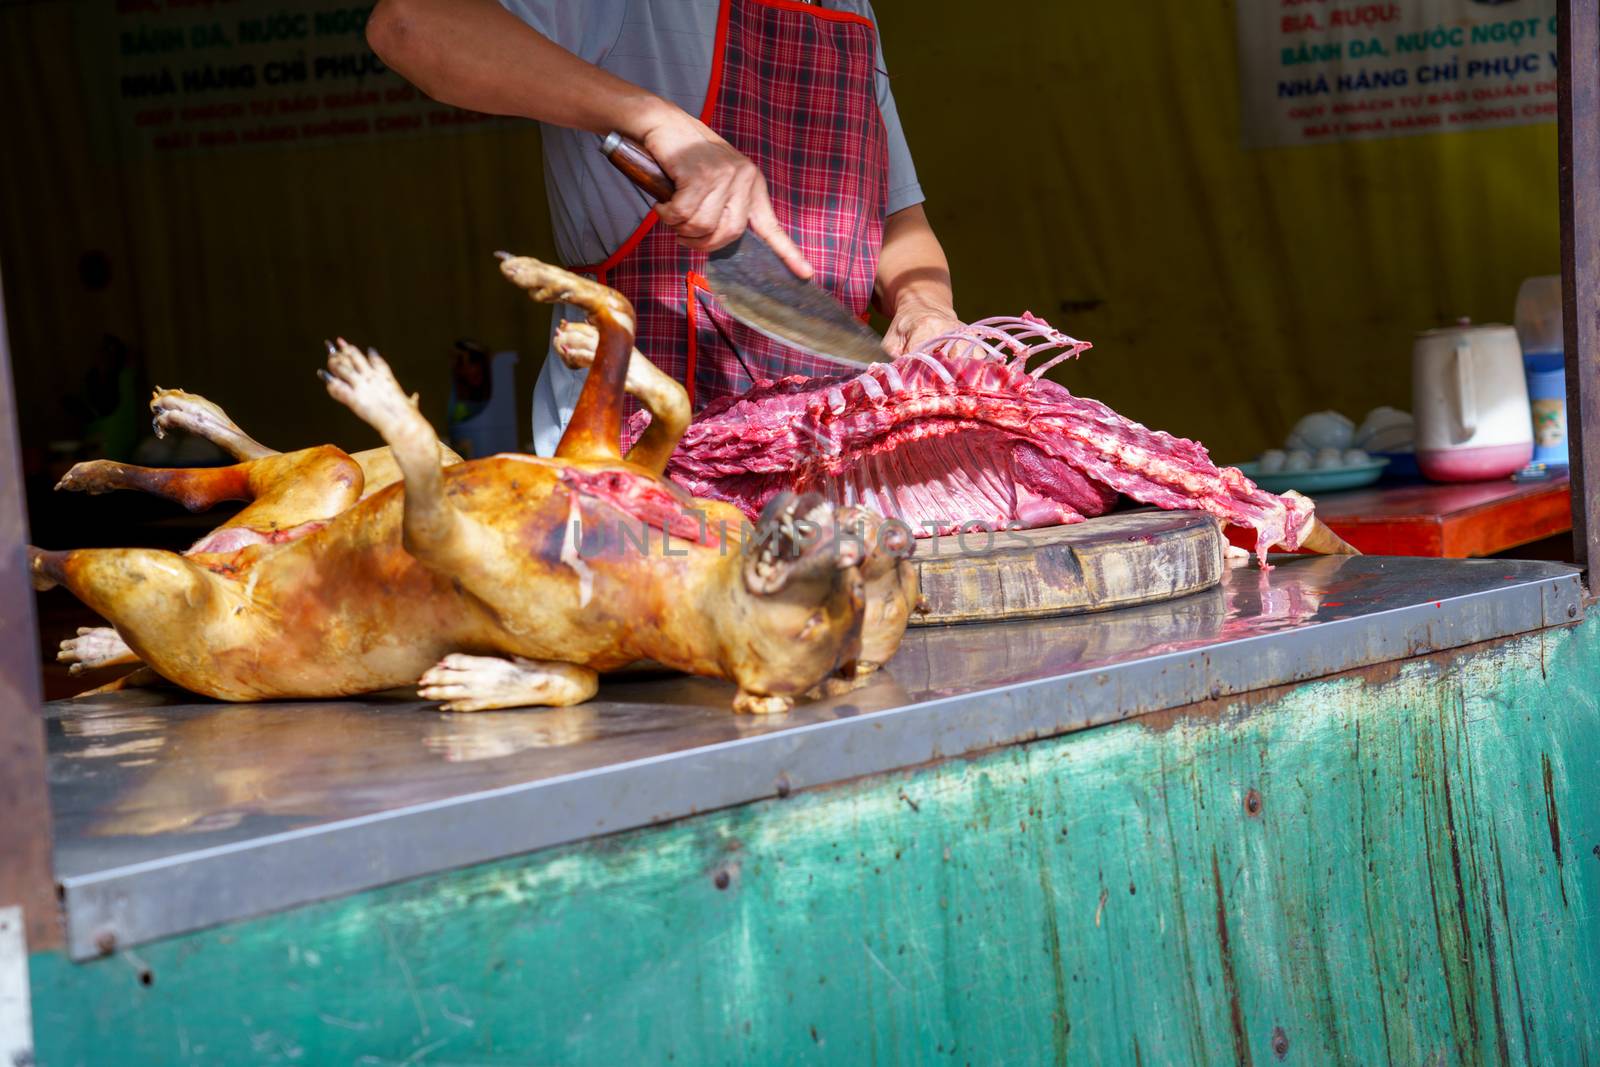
[0,1,1560,465]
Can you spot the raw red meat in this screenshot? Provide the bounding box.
[628,315,1314,565]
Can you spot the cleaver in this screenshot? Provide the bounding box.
[601,131,883,367]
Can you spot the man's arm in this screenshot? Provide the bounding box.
[876,204,961,356]
[366,0,812,275]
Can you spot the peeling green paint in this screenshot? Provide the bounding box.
[30,618,1600,1065]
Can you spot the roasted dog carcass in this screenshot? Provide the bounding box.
[33,257,918,714]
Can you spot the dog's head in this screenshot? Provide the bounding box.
[722,492,914,707]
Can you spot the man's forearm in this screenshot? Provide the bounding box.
[876,203,960,355]
[875,203,954,317]
[367,0,814,273]
[367,0,673,139]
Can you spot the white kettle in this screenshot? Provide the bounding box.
[1412,321,1533,482]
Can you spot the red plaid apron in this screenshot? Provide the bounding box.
[575,0,889,442]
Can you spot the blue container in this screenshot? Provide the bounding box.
[1523,349,1569,466]
[1376,451,1423,482]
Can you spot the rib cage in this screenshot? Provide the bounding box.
[630,314,1314,564]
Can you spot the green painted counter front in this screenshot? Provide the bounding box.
[30,616,1600,1065]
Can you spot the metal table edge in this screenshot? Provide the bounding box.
[57,568,1586,960]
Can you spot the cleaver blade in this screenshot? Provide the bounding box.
[602,131,884,368]
[704,235,884,367]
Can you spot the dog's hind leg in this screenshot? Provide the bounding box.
[57,625,152,697]
[57,446,366,552]
[498,255,636,464]
[151,384,463,497]
[54,459,255,511]
[553,320,690,476]
[318,340,544,619]
[58,627,138,675]
[150,388,277,460]
[417,654,598,712]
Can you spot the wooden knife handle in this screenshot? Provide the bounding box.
[602,131,676,202]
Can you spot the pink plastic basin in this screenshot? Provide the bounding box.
[1417,442,1533,483]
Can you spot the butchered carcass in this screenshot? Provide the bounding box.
[623,314,1350,566]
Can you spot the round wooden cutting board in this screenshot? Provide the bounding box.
[907,510,1226,626]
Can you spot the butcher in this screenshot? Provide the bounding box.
[366,0,961,454]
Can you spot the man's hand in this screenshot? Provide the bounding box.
[642,112,814,278]
[882,292,962,357]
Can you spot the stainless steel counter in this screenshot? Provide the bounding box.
[45,554,1584,959]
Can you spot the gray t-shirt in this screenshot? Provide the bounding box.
[503,0,925,454]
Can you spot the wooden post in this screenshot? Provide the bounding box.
[1559,1,1600,582]
[0,263,59,950]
